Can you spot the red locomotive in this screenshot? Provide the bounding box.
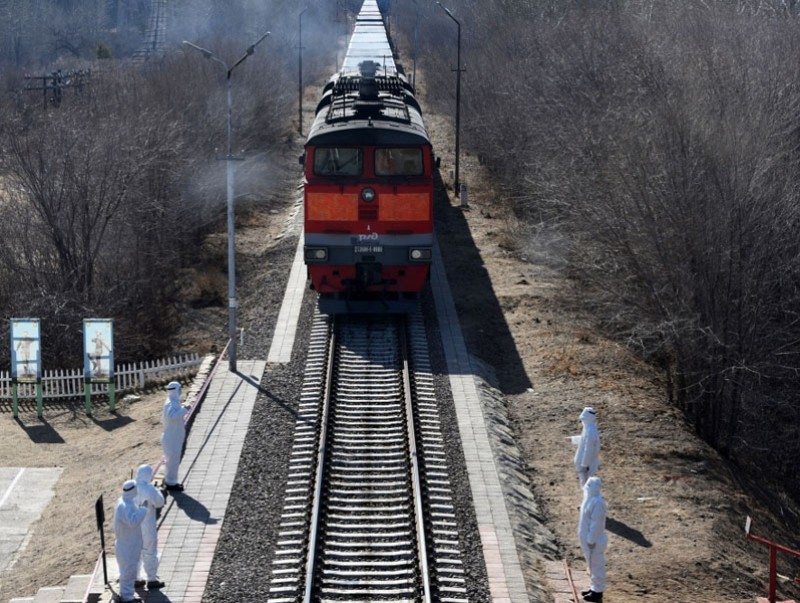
[302,1,433,313]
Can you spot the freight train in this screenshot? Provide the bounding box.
[302,0,433,313]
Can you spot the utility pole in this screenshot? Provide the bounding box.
[435,2,464,196]
[183,31,271,372]
[299,7,308,135]
[24,69,91,110]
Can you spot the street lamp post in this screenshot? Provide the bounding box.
[435,2,462,196]
[299,7,308,135]
[411,0,419,91]
[183,31,270,372]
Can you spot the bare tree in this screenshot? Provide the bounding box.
[0,65,196,363]
[410,0,800,498]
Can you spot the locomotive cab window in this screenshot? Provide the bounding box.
[375,148,423,176]
[314,147,363,176]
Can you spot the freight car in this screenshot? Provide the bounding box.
[302,0,433,313]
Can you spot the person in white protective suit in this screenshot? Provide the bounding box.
[578,476,608,602]
[161,381,188,491]
[113,480,148,603]
[574,406,601,487]
[134,464,166,590]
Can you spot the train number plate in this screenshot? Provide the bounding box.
[354,245,383,253]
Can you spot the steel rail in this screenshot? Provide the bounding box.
[303,317,337,603]
[400,320,433,603]
[301,316,432,602]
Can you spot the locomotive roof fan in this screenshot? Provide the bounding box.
[355,60,383,117]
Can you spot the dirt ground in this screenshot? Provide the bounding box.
[2,111,800,603]
[425,111,800,602]
[0,394,167,601]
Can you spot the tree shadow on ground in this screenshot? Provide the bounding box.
[432,170,532,394]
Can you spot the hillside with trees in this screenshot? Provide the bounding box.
[0,0,348,365]
[400,0,800,517]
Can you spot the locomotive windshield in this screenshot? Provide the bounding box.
[314,147,363,176]
[375,148,423,176]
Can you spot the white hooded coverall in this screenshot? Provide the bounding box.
[161,381,188,487]
[574,406,600,487]
[578,476,608,594]
[113,480,147,602]
[135,464,165,582]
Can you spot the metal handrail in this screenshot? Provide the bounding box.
[563,558,580,603]
[744,515,800,603]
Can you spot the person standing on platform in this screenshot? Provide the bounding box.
[113,479,147,603]
[161,381,188,492]
[134,464,166,590]
[574,406,601,487]
[578,476,608,602]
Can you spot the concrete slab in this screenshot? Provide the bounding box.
[267,233,307,364]
[61,574,92,603]
[0,467,63,573]
[31,586,63,603]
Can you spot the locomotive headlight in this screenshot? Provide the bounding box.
[305,247,328,261]
[409,248,432,261]
[361,187,376,202]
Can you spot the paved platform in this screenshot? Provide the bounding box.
[99,361,265,603]
[431,237,530,603]
[267,234,306,364]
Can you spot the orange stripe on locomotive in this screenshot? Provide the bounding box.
[306,191,431,226]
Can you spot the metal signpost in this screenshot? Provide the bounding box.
[95,495,109,586]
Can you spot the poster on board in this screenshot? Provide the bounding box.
[10,319,41,382]
[83,319,114,383]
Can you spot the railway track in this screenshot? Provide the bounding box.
[267,311,469,602]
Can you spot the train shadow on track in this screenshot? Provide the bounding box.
[432,171,532,394]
